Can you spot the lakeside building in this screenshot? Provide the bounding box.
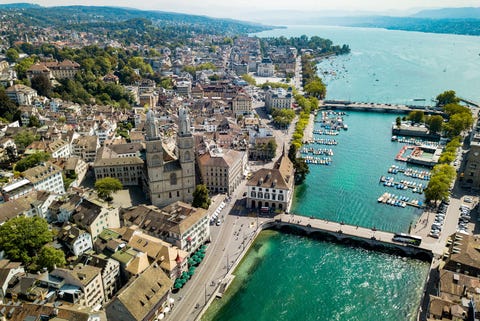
[463,122,480,189]
[246,149,295,212]
[264,87,293,111]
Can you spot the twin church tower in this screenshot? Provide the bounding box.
[144,107,195,208]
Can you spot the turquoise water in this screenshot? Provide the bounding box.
[255,25,480,104]
[294,111,424,233]
[202,26,480,321]
[203,231,430,321]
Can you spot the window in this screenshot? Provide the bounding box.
[251,192,256,198]
[258,192,263,198]
[278,195,284,201]
[170,173,177,185]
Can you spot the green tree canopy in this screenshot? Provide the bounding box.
[36,246,66,271]
[304,79,326,99]
[30,74,52,97]
[28,115,42,128]
[426,115,444,133]
[14,130,38,150]
[192,184,211,209]
[241,74,256,85]
[5,48,19,63]
[94,177,123,201]
[0,216,53,264]
[0,87,20,122]
[407,110,425,124]
[436,90,459,107]
[14,151,50,172]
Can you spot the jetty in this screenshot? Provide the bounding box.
[271,214,434,258]
[321,100,443,115]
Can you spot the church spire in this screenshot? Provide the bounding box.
[145,109,159,140]
[178,106,191,137]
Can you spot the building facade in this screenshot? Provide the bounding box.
[144,107,195,208]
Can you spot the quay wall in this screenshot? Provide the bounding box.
[322,101,444,115]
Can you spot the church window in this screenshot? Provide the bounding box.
[170,173,177,185]
[177,191,180,197]
[169,192,172,198]
[151,155,161,166]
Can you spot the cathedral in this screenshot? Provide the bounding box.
[144,107,196,208]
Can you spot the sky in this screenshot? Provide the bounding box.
[1,0,479,20]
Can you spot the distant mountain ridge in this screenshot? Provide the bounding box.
[411,7,480,19]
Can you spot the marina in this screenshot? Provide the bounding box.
[377,192,425,209]
[300,147,334,156]
[303,155,332,165]
[379,176,425,194]
[391,135,441,148]
[387,165,431,180]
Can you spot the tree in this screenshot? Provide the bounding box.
[36,246,66,271]
[0,216,53,265]
[407,110,424,124]
[14,151,50,172]
[30,74,52,97]
[94,177,123,201]
[426,115,443,133]
[304,79,326,99]
[0,87,20,122]
[436,90,459,107]
[14,56,35,79]
[266,140,277,160]
[5,48,19,63]
[28,115,42,128]
[14,130,38,150]
[241,74,256,85]
[192,184,211,209]
[395,116,402,128]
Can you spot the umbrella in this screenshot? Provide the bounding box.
[188,258,195,266]
[174,282,182,289]
[187,270,194,277]
[201,245,207,250]
[189,266,196,273]
[181,272,189,280]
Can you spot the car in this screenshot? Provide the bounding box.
[216,220,222,226]
[464,197,473,203]
[454,161,459,166]
[429,232,440,238]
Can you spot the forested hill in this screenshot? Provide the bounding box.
[319,7,480,36]
[0,4,272,37]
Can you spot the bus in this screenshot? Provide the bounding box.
[392,233,422,246]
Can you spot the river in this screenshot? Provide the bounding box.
[202,25,480,321]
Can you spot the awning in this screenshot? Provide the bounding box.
[164,307,171,313]
[158,313,165,320]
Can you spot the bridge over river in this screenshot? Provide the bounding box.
[272,213,443,260]
[321,100,443,115]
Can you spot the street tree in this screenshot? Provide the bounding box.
[192,184,211,209]
[28,115,42,128]
[395,116,402,128]
[0,216,53,265]
[304,79,326,99]
[36,246,66,271]
[266,140,277,160]
[94,177,123,201]
[407,110,425,124]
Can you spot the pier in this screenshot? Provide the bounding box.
[271,214,436,259]
[321,100,443,115]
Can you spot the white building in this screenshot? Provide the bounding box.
[60,225,93,257]
[5,84,38,105]
[257,57,275,77]
[265,87,293,111]
[23,162,65,195]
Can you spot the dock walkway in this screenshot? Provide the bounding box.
[321,100,443,115]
